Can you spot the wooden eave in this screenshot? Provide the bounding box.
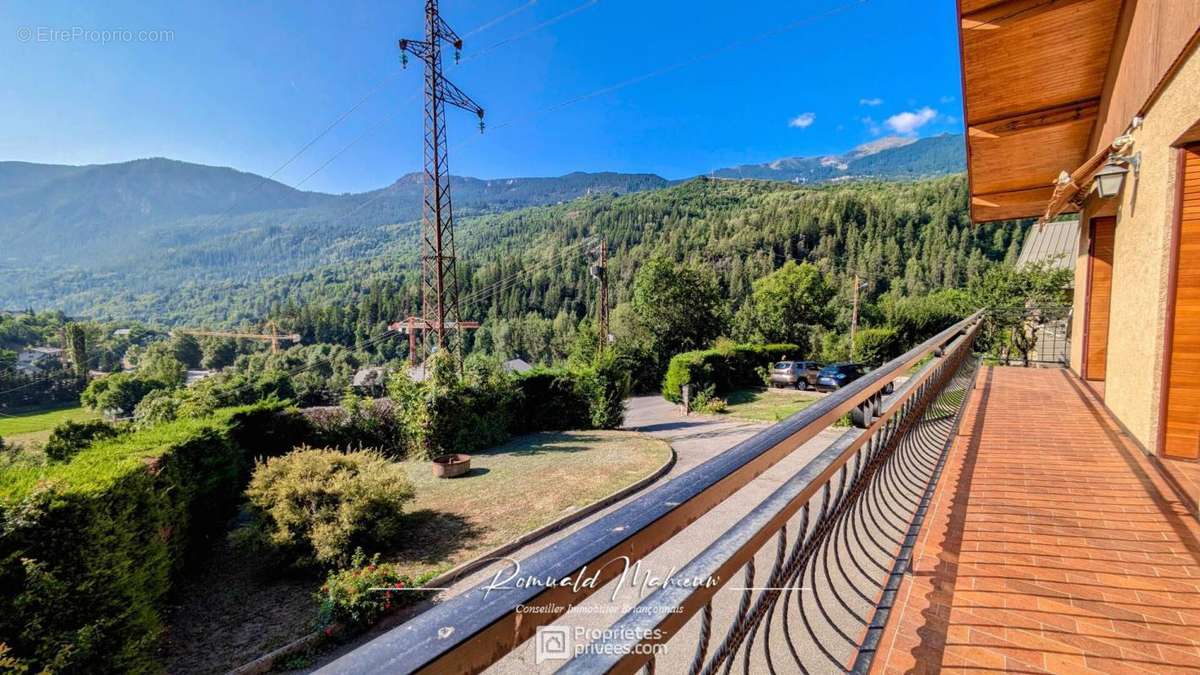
[958,0,1124,222]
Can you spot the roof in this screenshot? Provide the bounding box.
[352,367,387,387]
[185,369,216,386]
[502,358,533,373]
[957,0,1123,222]
[1017,218,1080,272]
[21,346,63,356]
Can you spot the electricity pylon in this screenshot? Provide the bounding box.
[398,0,485,365]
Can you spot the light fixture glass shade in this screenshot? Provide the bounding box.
[1093,162,1128,198]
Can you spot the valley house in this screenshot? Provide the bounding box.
[15,346,63,376]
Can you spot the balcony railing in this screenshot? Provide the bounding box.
[981,305,1071,367]
[320,312,984,674]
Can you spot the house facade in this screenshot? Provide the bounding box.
[15,346,64,375]
[958,0,1200,462]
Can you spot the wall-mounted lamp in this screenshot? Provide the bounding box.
[1093,161,1127,198]
[1092,152,1141,199]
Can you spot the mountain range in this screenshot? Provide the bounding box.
[710,134,963,183]
[0,133,965,318]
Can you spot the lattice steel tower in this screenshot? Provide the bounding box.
[399,0,485,362]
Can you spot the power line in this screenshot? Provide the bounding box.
[462,0,541,38]
[462,0,602,63]
[452,0,869,150]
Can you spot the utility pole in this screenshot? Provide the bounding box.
[398,0,485,366]
[849,274,866,361]
[590,237,609,349]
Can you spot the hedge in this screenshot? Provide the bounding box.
[511,363,627,434]
[511,370,593,432]
[0,401,306,673]
[662,343,801,403]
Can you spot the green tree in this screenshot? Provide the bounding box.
[170,334,204,369]
[200,337,237,370]
[81,372,164,415]
[137,342,187,387]
[736,261,834,345]
[630,257,724,362]
[967,262,1071,310]
[65,323,88,378]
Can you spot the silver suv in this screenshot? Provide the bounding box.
[769,360,821,390]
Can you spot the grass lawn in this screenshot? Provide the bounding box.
[390,429,672,578]
[719,388,822,422]
[0,403,95,448]
[162,429,671,674]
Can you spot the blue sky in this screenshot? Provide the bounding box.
[0,0,964,193]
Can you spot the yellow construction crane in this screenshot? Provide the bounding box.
[172,321,300,354]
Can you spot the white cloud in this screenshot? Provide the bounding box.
[939,95,956,104]
[859,97,882,106]
[861,116,882,135]
[885,107,937,135]
[788,112,816,129]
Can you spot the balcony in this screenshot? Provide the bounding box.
[317,314,1200,674]
[872,367,1200,674]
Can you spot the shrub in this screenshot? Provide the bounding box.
[585,352,630,429]
[511,358,628,433]
[852,327,902,366]
[882,290,971,347]
[662,342,800,403]
[42,419,119,461]
[236,447,414,568]
[612,341,662,394]
[385,362,623,458]
[302,398,407,458]
[80,372,165,416]
[133,388,180,426]
[0,401,296,673]
[0,642,30,674]
[388,369,516,459]
[691,386,727,414]
[423,383,515,457]
[511,370,591,432]
[315,549,432,635]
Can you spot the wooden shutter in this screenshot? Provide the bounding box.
[1163,146,1200,460]
[1085,217,1115,382]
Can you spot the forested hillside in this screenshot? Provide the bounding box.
[1,136,968,317]
[0,159,668,296]
[190,175,1023,362]
[5,175,1022,334]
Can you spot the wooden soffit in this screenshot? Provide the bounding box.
[958,0,1123,222]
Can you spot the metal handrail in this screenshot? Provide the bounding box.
[562,324,980,673]
[319,311,984,674]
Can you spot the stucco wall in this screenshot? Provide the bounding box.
[1070,45,1200,451]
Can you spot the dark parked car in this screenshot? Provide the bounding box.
[813,362,896,394]
[769,360,822,390]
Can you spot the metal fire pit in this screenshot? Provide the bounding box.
[431,454,471,478]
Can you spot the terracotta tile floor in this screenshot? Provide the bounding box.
[872,366,1200,675]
